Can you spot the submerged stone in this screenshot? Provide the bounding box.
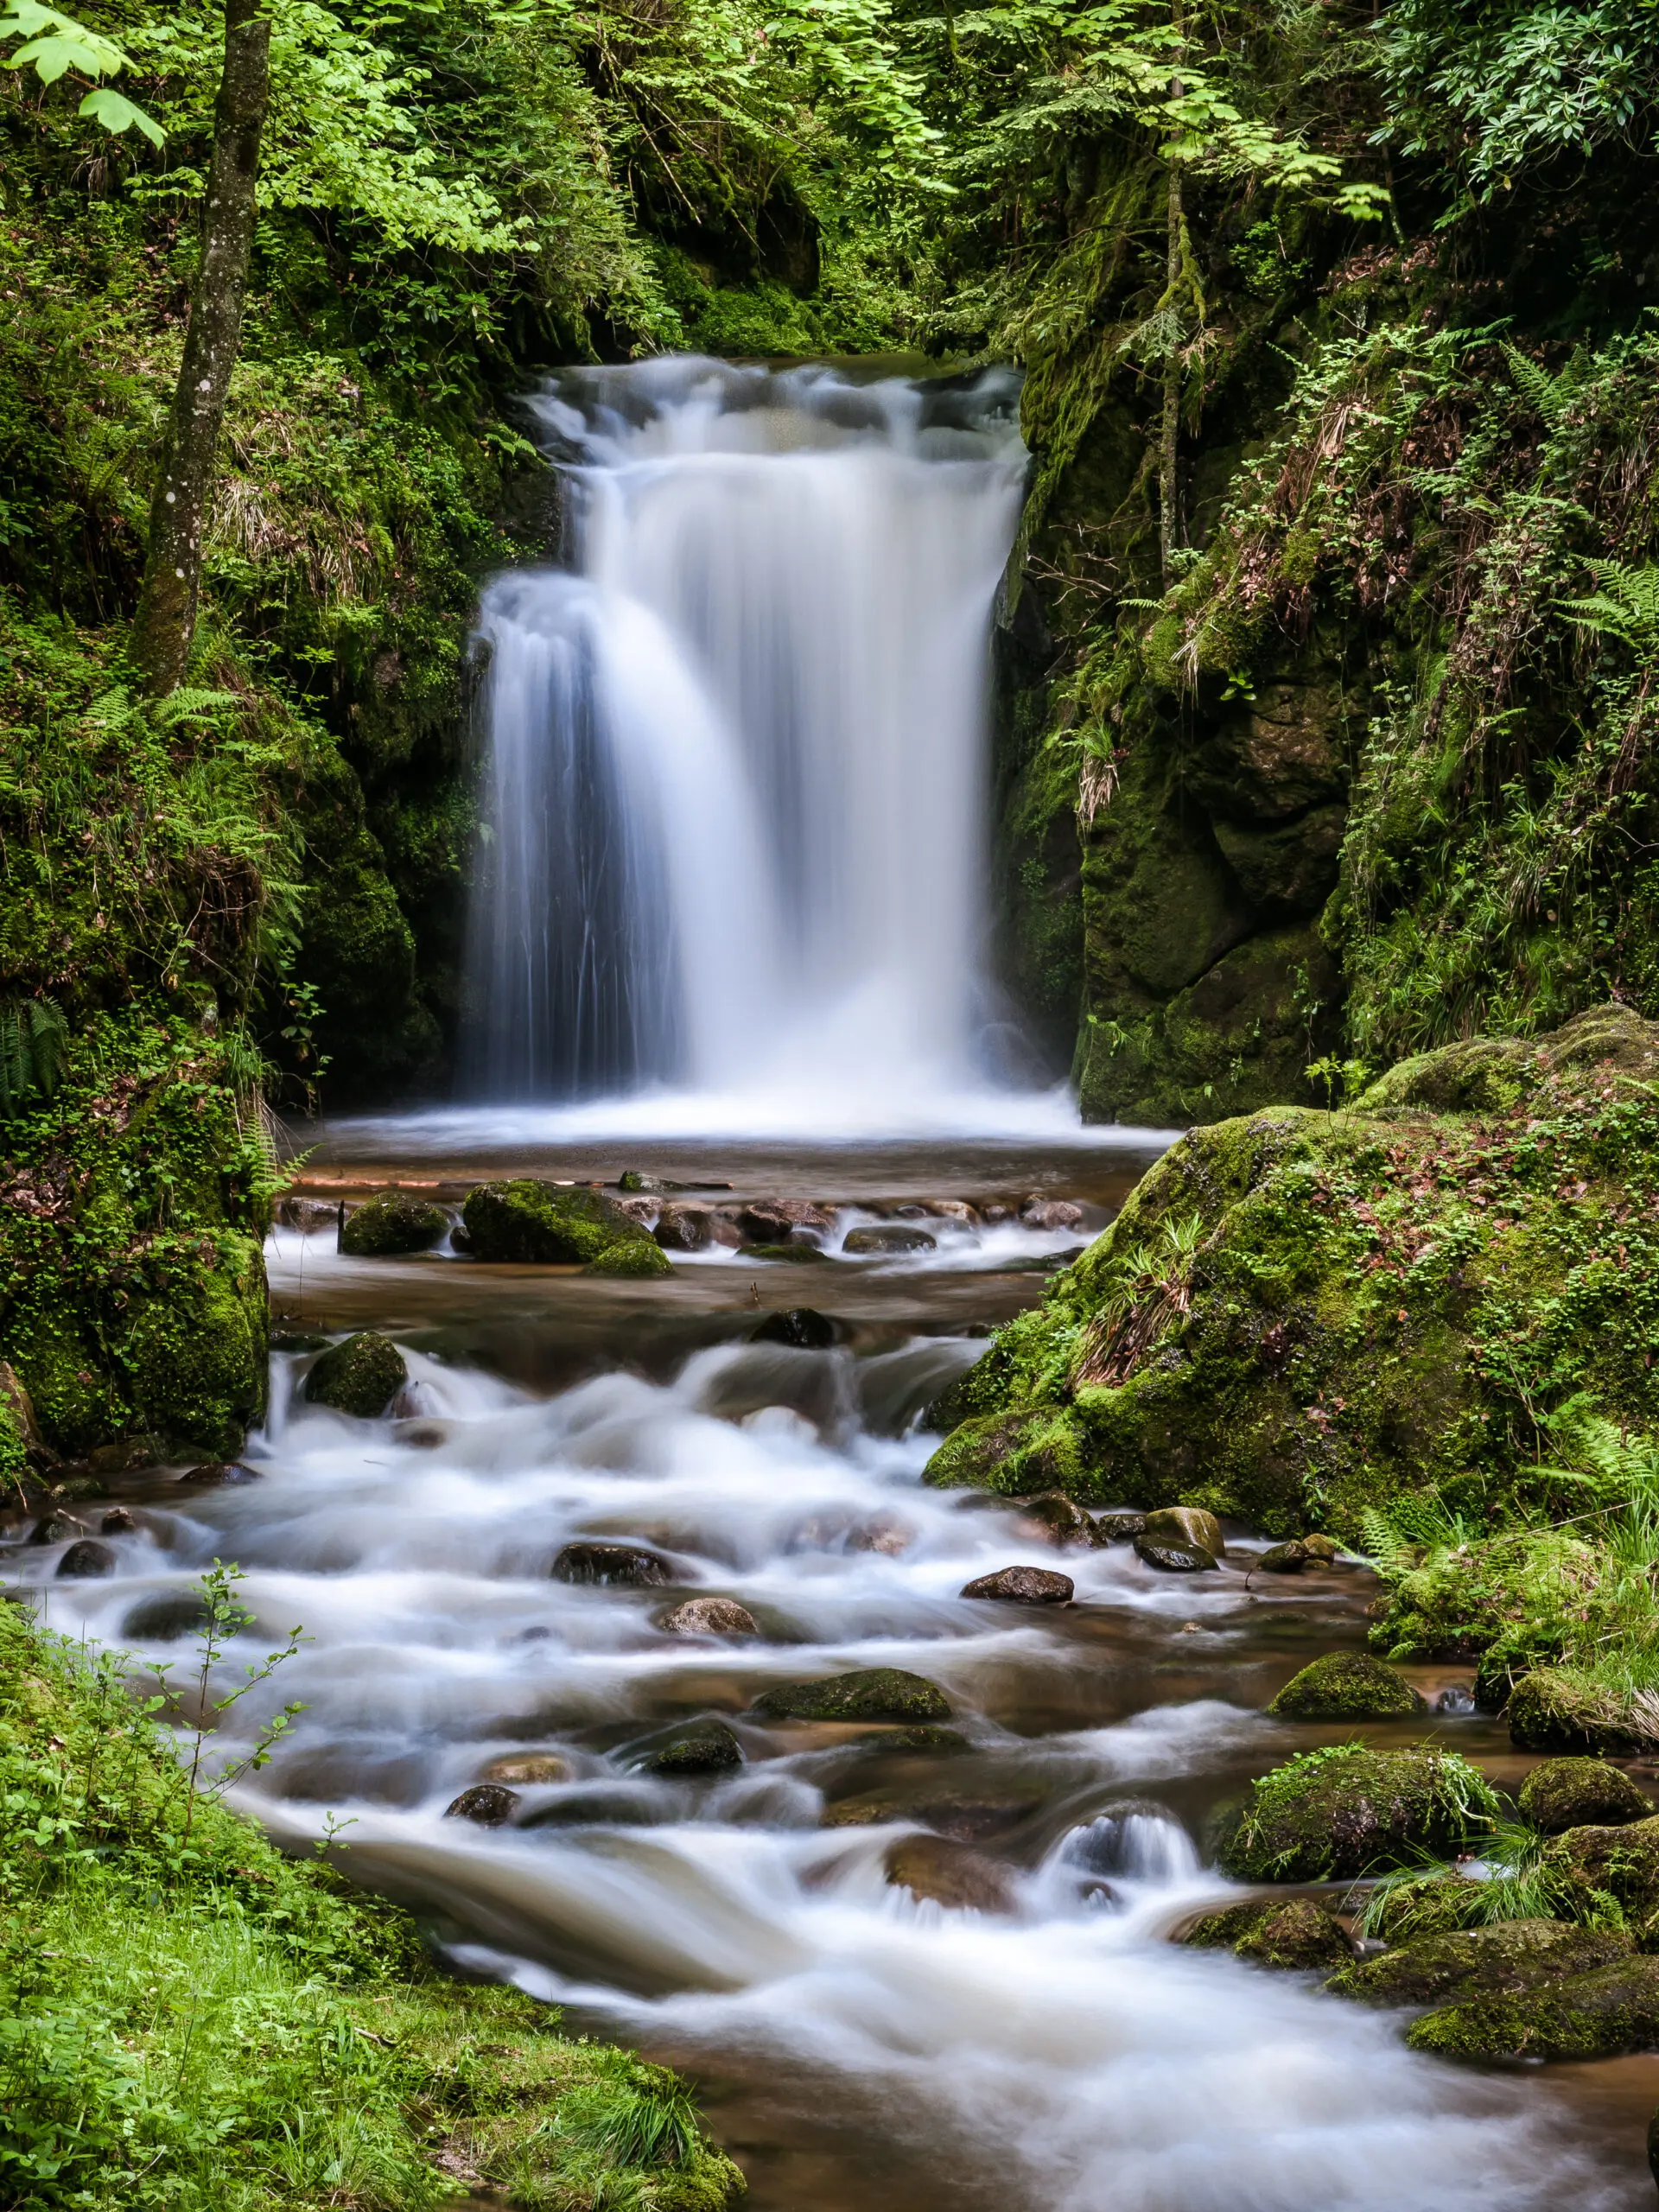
[444,1783,519,1826]
[626,1717,744,1777]
[738,1243,830,1264]
[657,1596,760,1637]
[1518,1757,1652,1834]
[753,1667,951,1724]
[340,1188,448,1256]
[824,1788,1040,1840]
[304,1332,408,1418]
[883,1833,1015,1913]
[57,1536,114,1577]
[1180,1897,1353,1972]
[842,1225,937,1255]
[751,1306,837,1349]
[1268,1652,1425,1721]
[554,1541,674,1587]
[959,1564,1073,1604]
[846,1510,915,1555]
[122,1590,215,1641]
[479,1751,571,1785]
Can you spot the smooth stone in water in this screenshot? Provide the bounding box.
[653,1204,709,1251]
[1518,1757,1652,1834]
[753,1668,951,1723]
[1141,1505,1224,1558]
[1268,1652,1426,1720]
[1255,1540,1309,1573]
[751,1306,836,1348]
[480,1752,571,1785]
[847,1510,915,1555]
[959,1564,1073,1604]
[177,1459,260,1487]
[554,1541,674,1587]
[825,1789,1039,1840]
[582,1238,674,1277]
[57,1537,115,1578]
[618,1170,667,1192]
[100,1507,137,1534]
[1300,1532,1345,1562]
[340,1188,448,1256]
[30,1510,87,1546]
[1096,1512,1147,1543]
[1018,1196,1084,1229]
[626,1717,744,1777]
[444,1783,520,1826]
[304,1332,407,1418]
[122,1590,214,1640]
[842,1225,936,1255]
[1014,1491,1105,1547]
[850,1726,969,1755]
[738,1201,834,1243]
[1134,1537,1217,1573]
[884,1834,1015,1914]
[657,1596,759,1637]
[738,1243,830,1264]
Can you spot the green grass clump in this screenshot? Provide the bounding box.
[0,1595,743,2212]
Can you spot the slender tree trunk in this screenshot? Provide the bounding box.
[1159,156,1182,582]
[130,0,270,696]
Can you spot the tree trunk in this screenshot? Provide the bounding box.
[1159,156,1182,582]
[130,0,270,697]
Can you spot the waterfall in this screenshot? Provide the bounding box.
[465,357,1029,1122]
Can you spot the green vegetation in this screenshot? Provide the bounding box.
[0,1587,743,2212]
[1211,1741,1499,1882]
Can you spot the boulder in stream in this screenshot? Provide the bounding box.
[846,1510,916,1556]
[842,1225,937,1255]
[737,1243,830,1264]
[959,1564,1074,1604]
[884,1834,1015,1913]
[462,1179,667,1270]
[1214,1743,1501,1882]
[340,1188,448,1256]
[626,1717,744,1777]
[1134,1537,1217,1573]
[657,1596,759,1637]
[1328,1916,1632,2012]
[1268,1652,1426,1721]
[1518,1757,1652,1834]
[1141,1505,1225,1558]
[554,1541,675,1588]
[1255,1541,1309,1573]
[1408,1955,1659,2064]
[480,1752,571,1785]
[738,1201,835,1243]
[444,1783,520,1826]
[1013,1491,1106,1547]
[1018,1197,1084,1230]
[751,1306,837,1348]
[1506,1667,1650,1755]
[1541,1815,1659,1942]
[654,1205,711,1251]
[57,1536,115,1577]
[583,1239,674,1277]
[824,1788,1040,1840]
[753,1667,951,1723]
[1181,1897,1354,1972]
[304,1332,408,1418]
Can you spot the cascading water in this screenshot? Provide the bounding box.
[466,357,1030,1125]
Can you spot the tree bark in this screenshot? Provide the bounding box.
[1159,155,1182,582]
[130,0,270,697]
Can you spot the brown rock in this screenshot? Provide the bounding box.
[444,1784,519,1826]
[1141,1505,1225,1557]
[739,1201,834,1243]
[885,1834,1016,1913]
[1134,1537,1217,1573]
[847,1511,916,1556]
[57,1539,116,1577]
[553,1541,675,1587]
[657,1596,760,1637]
[1256,1541,1310,1573]
[1014,1491,1105,1547]
[479,1753,570,1785]
[1019,1197,1084,1230]
[960,1564,1074,1604]
[100,1507,137,1535]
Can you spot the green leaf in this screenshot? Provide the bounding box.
[78,82,164,140]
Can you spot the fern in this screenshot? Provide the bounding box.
[0,997,68,1119]
[1559,560,1659,651]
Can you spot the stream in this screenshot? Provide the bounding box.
[27,1129,1659,2210]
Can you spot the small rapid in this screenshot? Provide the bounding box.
[25,1173,1639,2211]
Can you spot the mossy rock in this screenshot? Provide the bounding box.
[461,1180,648,1266]
[1213,1743,1499,1883]
[340,1189,448,1256]
[625,1718,743,1777]
[1180,1897,1353,1972]
[304,1332,408,1418]
[1141,1504,1224,1556]
[1407,1955,1659,2064]
[1363,1869,1491,1943]
[1507,1669,1649,1756]
[921,1407,1091,1497]
[1541,1815,1659,1942]
[1328,1917,1632,2008]
[752,1668,951,1724]
[582,1237,673,1278]
[1518,1758,1652,1835]
[1268,1652,1425,1722]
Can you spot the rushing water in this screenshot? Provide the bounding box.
[464,359,1031,1127]
[23,1136,1659,2210]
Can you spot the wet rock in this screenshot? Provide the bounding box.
[738,1243,830,1264]
[619,1170,667,1193]
[0,1359,44,1453]
[340,1188,448,1256]
[1408,1955,1659,2064]
[884,1834,1015,1913]
[824,1789,1039,1840]
[1268,1652,1426,1721]
[1507,1667,1649,1755]
[30,1510,88,1546]
[553,1541,674,1588]
[462,1179,666,1269]
[1141,1505,1225,1558]
[751,1306,836,1349]
[518,1787,675,1830]
[1018,1197,1084,1230]
[177,1459,261,1487]
[922,1406,1090,1494]
[583,1238,674,1277]
[1329,1916,1632,2010]
[1134,1537,1217,1573]
[1299,1533,1345,1563]
[1214,1744,1500,1883]
[849,1726,969,1755]
[1363,1870,1490,1943]
[1518,1757,1652,1834]
[1014,1491,1106,1547]
[480,1752,571,1785]
[444,1783,519,1826]
[959,1564,1074,1604]
[1095,1512,1147,1543]
[100,1507,137,1535]
[122,1590,214,1640]
[657,1596,759,1637]
[847,1510,916,1556]
[1255,1541,1309,1573]
[1541,1815,1659,1941]
[1181,1897,1354,1972]
[57,1537,115,1577]
[626,1717,744,1777]
[654,1205,711,1250]
[753,1667,951,1724]
[304,1332,408,1418]
[842,1224,937,1255]
[738,1201,835,1243]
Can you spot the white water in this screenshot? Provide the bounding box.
[465,358,1035,1135]
[29,1329,1627,2211]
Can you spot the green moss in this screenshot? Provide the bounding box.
[1507,1669,1651,1756]
[1406,1956,1659,2064]
[1518,1758,1653,1835]
[1180,1897,1352,1971]
[304,1332,408,1418]
[921,1407,1091,1497]
[1541,1815,1659,1943]
[1268,1652,1425,1720]
[752,1669,952,1723]
[462,1180,653,1267]
[339,1188,448,1257]
[583,1238,675,1278]
[1329,1917,1633,2008]
[1213,1743,1500,1883]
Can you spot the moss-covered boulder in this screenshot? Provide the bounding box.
[1541,1815,1659,1942]
[1329,1917,1632,2008]
[582,1237,674,1278]
[625,1718,744,1777]
[304,1332,408,1418]
[752,1669,951,1724]
[1363,1870,1491,1943]
[1180,1897,1353,1971]
[1518,1758,1652,1835]
[1142,1504,1224,1556]
[1213,1744,1499,1882]
[340,1189,448,1256]
[461,1180,665,1270]
[1268,1652,1425,1721]
[1407,1955,1659,2064]
[1506,1669,1650,1756]
[918,1009,1659,1535]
